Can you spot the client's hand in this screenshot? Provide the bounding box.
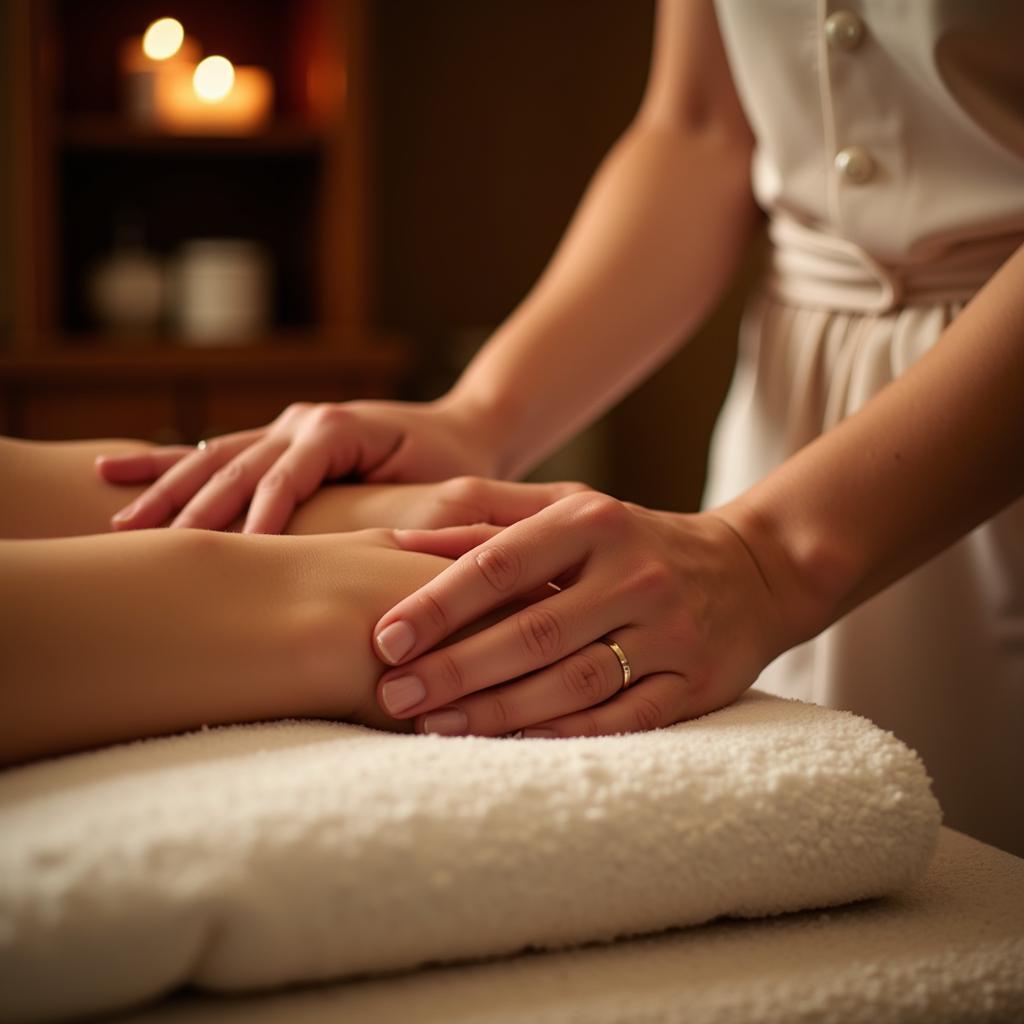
[370,492,794,738]
[96,397,505,534]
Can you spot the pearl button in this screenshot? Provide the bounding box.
[825,10,865,52]
[834,145,875,184]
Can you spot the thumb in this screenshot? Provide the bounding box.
[391,523,504,559]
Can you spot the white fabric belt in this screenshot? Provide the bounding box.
[766,214,1023,315]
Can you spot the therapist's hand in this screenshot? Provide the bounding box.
[372,491,789,738]
[96,397,502,534]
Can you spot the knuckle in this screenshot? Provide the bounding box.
[414,588,450,634]
[255,469,292,495]
[489,693,513,732]
[516,606,564,660]
[444,475,481,501]
[435,476,486,524]
[577,492,629,532]
[475,542,522,593]
[632,696,664,733]
[560,652,605,703]
[282,401,311,420]
[562,481,592,496]
[433,651,466,700]
[677,671,708,703]
[212,459,247,488]
[311,404,350,430]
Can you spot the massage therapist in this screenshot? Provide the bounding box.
[98,1,1024,856]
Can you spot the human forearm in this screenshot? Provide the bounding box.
[0,531,308,764]
[448,123,756,479]
[0,438,153,538]
[0,529,450,765]
[445,2,757,478]
[720,245,1024,648]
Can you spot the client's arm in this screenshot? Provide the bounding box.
[0,528,450,767]
[0,437,581,539]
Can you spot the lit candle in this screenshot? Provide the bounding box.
[143,17,185,60]
[156,58,274,135]
[119,18,199,127]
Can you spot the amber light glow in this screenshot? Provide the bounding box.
[141,17,185,61]
[193,56,235,103]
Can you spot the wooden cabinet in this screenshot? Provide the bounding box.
[1,0,409,443]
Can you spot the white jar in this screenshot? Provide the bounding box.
[175,239,272,345]
[88,246,166,336]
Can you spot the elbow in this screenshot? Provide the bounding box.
[624,109,756,218]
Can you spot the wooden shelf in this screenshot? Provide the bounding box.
[60,116,328,155]
[0,337,410,382]
[7,0,387,444]
[0,336,413,444]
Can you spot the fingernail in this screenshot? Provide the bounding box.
[376,621,416,664]
[111,505,135,525]
[422,708,468,736]
[381,675,426,715]
[521,728,556,739]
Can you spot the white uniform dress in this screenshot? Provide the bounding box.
[705,1,1024,856]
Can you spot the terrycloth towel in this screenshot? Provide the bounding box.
[0,693,941,1024]
[115,829,1024,1024]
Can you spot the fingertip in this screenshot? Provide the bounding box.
[110,503,137,527]
[242,511,285,535]
[95,453,154,484]
[521,727,557,739]
[94,454,124,482]
[375,619,417,665]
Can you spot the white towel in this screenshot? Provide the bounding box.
[0,693,940,1024]
[114,829,1024,1024]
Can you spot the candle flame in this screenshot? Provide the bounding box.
[142,18,185,61]
[193,56,235,103]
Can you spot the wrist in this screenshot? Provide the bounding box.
[713,491,855,652]
[433,386,524,479]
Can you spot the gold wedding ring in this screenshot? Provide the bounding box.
[599,636,632,691]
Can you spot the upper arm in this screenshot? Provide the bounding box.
[636,0,752,144]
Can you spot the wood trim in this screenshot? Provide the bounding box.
[0,339,410,383]
[9,0,49,349]
[320,0,372,343]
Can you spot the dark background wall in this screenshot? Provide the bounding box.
[0,7,10,343]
